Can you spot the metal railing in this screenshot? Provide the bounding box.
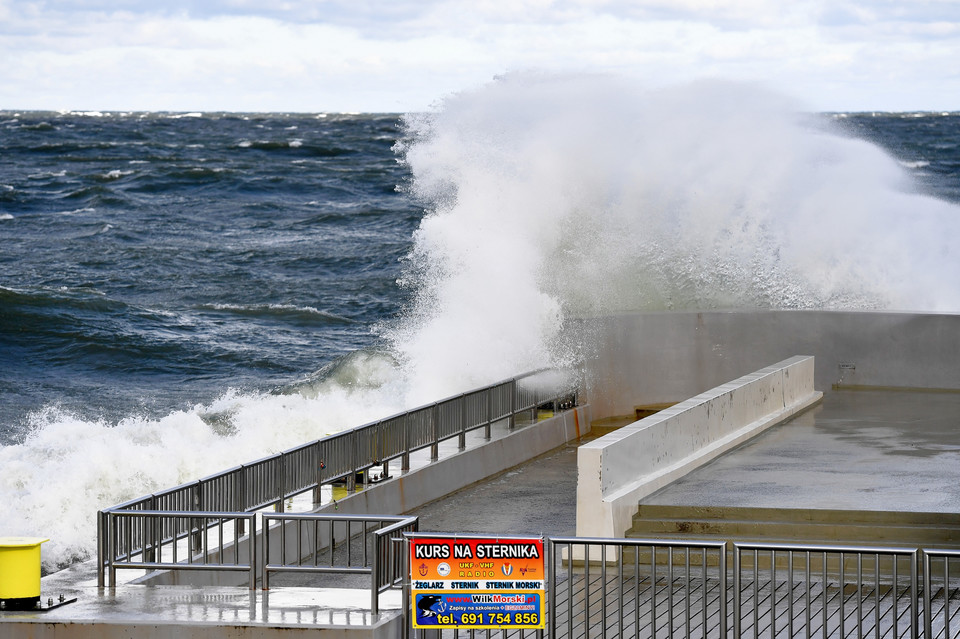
[549,537,728,639]
[100,509,258,589]
[733,541,919,639]
[97,367,578,588]
[262,514,418,612]
[407,538,960,639]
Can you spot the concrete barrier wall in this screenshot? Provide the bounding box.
[578,310,960,421]
[576,356,821,538]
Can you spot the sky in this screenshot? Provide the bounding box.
[1,0,958,113]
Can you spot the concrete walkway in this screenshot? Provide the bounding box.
[642,388,960,513]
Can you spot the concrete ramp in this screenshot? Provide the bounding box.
[577,356,822,539]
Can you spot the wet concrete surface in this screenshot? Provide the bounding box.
[409,434,597,537]
[642,388,960,512]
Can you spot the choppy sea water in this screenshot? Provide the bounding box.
[2,77,959,569]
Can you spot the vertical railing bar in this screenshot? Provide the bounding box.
[857,552,863,639]
[701,548,707,639]
[618,546,624,639]
[840,552,846,639]
[912,552,919,639]
[567,543,573,638]
[634,542,641,639]
[667,545,674,639]
[314,518,319,567]
[651,545,657,639]
[770,549,776,639]
[821,551,828,639]
[753,549,759,639]
[924,552,934,639]
[108,513,116,588]
[740,545,743,639]
[874,553,880,639]
[719,544,727,639]
[788,550,794,639]
[684,548,690,638]
[348,520,354,567]
[805,551,811,639]
[584,544,591,639]
[280,515,287,570]
[601,544,607,639]
[946,557,952,639]
[548,540,556,639]
[893,552,899,639]
[298,518,304,571]
[329,519,335,567]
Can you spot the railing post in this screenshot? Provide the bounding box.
[458,396,466,450]
[277,454,286,513]
[548,538,556,639]
[733,544,741,639]
[913,550,920,639]
[402,414,411,471]
[923,550,930,639]
[430,404,439,460]
[191,483,202,556]
[719,543,728,639]
[238,469,247,536]
[249,513,257,590]
[509,378,517,430]
[485,386,493,440]
[348,431,358,492]
[145,496,156,563]
[313,443,324,504]
[107,512,116,589]
[97,510,106,588]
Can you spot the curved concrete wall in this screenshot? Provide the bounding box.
[576,356,822,538]
[577,310,960,421]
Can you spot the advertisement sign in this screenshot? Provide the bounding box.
[409,536,545,629]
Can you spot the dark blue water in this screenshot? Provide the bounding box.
[1,112,422,437]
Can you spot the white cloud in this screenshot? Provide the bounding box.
[0,0,957,111]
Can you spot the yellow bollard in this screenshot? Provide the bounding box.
[0,537,48,611]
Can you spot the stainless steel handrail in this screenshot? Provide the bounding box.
[96,367,578,587]
[734,541,920,639]
[261,513,418,612]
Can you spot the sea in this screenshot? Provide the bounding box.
[2,75,960,570]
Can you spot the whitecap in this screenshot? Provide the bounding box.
[0,213,13,221]
[289,139,303,148]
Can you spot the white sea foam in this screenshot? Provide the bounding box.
[7,75,960,571]
[0,213,13,220]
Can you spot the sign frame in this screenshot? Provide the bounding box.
[408,534,546,630]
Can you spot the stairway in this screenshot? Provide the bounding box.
[628,504,960,548]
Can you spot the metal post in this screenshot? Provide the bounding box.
[485,386,492,440]
[430,404,439,460]
[348,432,358,492]
[923,551,931,639]
[458,397,466,450]
[402,413,411,471]
[97,510,106,588]
[277,455,286,513]
[509,379,517,430]
[107,512,116,589]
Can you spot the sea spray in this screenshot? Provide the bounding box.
[391,74,960,397]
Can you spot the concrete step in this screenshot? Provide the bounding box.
[629,505,960,548]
